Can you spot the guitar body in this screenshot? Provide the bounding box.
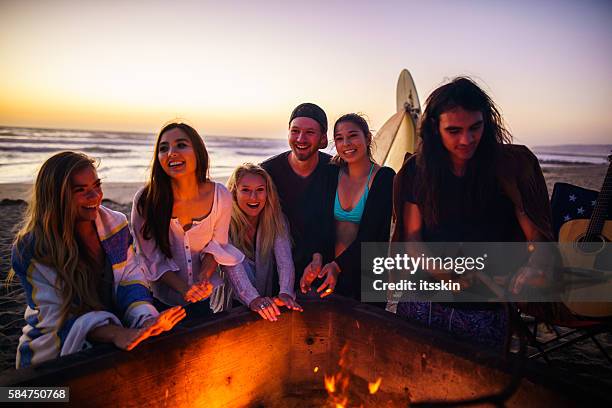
[559,219,612,317]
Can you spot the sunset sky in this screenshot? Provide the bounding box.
[1,0,611,145]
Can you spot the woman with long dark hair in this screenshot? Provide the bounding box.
[132,122,244,313]
[300,114,395,300]
[11,152,185,368]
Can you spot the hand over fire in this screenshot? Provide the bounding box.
[250,296,281,322]
[300,254,341,298]
[275,293,303,311]
[115,306,186,351]
[249,293,303,322]
[316,262,340,298]
[183,280,214,303]
[300,253,322,293]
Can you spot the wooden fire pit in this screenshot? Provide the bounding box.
[0,297,594,406]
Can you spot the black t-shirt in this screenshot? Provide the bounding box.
[402,157,524,242]
[261,151,332,271]
[401,157,525,309]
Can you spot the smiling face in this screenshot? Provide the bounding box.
[157,127,198,179]
[288,117,325,162]
[333,121,370,164]
[70,165,103,222]
[236,173,267,221]
[438,107,484,169]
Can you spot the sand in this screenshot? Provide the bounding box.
[540,164,609,195]
[0,164,610,382]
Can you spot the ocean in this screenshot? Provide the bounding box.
[0,126,288,184]
[0,126,610,184]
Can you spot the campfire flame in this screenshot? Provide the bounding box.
[368,377,382,394]
[324,374,336,393]
[323,343,351,407]
[323,342,383,406]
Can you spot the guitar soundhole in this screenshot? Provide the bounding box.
[576,235,606,254]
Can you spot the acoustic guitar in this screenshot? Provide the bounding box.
[559,153,612,317]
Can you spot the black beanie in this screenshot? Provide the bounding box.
[289,103,328,134]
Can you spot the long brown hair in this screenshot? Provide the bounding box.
[415,77,512,227]
[226,163,287,263]
[137,122,209,258]
[12,151,104,325]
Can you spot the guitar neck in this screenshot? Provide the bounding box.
[587,159,612,237]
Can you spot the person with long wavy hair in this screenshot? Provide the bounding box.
[300,113,396,300]
[393,77,553,349]
[217,163,302,321]
[132,122,244,315]
[10,151,185,368]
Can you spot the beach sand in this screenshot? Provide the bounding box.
[1,165,610,383]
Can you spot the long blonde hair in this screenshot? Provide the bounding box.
[226,163,287,262]
[12,151,104,325]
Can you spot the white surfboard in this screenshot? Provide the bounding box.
[372,69,421,172]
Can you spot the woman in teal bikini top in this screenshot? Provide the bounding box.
[300,113,395,299]
[333,163,374,223]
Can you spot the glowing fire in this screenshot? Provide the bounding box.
[322,342,383,406]
[324,374,336,393]
[368,377,382,394]
[314,366,319,373]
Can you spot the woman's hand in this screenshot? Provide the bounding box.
[117,306,187,350]
[300,253,322,293]
[249,296,281,322]
[316,261,341,298]
[111,327,142,351]
[274,293,303,312]
[139,306,186,336]
[183,279,214,303]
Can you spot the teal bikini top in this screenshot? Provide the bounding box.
[334,164,374,224]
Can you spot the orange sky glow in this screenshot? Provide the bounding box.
[1,0,611,145]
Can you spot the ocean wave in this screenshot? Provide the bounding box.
[0,160,41,167]
[0,136,151,147]
[538,159,604,166]
[0,145,132,154]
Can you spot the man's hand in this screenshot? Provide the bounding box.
[300,253,322,293]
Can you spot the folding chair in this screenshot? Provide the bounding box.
[512,181,612,364]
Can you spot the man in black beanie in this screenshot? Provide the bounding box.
[261,103,331,280]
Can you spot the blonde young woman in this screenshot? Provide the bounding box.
[132,122,244,315]
[10,152,185,368]
[221,163,302,321]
